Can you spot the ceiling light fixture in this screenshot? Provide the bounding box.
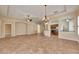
[26,15,32,22]
[42,5,49,23]
[66,16,71,22]
[64,6,72,22]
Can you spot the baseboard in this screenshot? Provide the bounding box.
[59,37,79,42]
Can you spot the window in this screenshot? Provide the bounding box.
[69,21,74,32]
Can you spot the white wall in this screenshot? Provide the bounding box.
[59,32,79,41]
[0,16,39,38]
[26,22,37,34]
[0,6,8,16]
[0,17,20,38]
[1,19,16,37]
[15,22,38,35]
[15,22,26,35]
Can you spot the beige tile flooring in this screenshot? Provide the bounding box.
[0,34,79,54]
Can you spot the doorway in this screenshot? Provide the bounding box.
[5,24,11,37]
[51,24,58,36]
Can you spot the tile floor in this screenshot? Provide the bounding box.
[0,34,79,54]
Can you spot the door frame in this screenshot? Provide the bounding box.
[50,23,59,36]
[4,23,12,37]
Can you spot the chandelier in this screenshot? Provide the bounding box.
[42,5,49,23]
[26,15,32,22]
[64,6,72,22]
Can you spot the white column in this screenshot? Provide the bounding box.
[78,16,79,35]
[12,21,16,37]
[37,24,41,33]
[0,20,1,38]
[44,23,51,37]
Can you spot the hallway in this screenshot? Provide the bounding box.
[0,34,79,54]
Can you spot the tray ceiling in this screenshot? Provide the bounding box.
[0,5,78,23]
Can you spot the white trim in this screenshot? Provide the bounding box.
[4,24,12,37]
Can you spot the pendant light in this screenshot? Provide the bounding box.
[65,6,71,22]
[43,5,48,23]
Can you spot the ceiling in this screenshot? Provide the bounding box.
[0,5,78,23]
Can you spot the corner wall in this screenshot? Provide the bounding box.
[15,22,26,35]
